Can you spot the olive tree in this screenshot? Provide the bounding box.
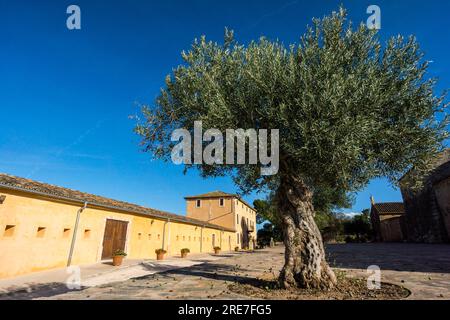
[135,8,448,289]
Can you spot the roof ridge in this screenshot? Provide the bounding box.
[0,172,141,207]
[0,173,235,232]
[372,201,405,215]
[375,201,404,204]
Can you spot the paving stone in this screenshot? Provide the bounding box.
[2,244,449,300]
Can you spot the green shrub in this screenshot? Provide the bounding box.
[113,249,127,257]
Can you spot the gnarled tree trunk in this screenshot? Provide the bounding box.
[276,175,337,289]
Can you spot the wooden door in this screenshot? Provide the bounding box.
[101,219,128,260]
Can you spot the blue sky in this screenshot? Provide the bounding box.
[1,0,449,217]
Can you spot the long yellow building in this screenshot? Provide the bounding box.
[0,174,257,279]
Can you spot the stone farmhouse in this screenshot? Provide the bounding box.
[0,174,257,279]
[370,199,405,242]
[370,149,450,243]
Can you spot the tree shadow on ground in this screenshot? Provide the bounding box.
[138,261,262,286]
[326,243,450,274]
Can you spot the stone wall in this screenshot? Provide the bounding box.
[400,150,450,243]
[433,176,450,238]
[370,206,405,242]
[379,216,404,242]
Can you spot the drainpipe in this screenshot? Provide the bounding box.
[67,202,88,267]
[167,219,171,254]
[200,225,204,253]
[162,219,171,253]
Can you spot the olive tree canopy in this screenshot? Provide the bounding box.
[136,8,448,289]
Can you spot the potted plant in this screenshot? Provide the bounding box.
[213,246,221,254]
[155,248,167,260]
[180,248,190,258]
[234,246,239,252]
[112,249,127,266]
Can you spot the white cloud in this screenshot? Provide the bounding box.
[340,212,363,218]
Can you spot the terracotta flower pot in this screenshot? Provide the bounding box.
[156,253,165,260]
[112,255,124,266]
[181,252,188,258]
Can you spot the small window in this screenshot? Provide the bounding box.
[219,198,224,207]
[3,225,15,237]
[148,234,152,240]
[189,236,191,241]
[176,235,179,241]
[84,229,91,239]
[237,233,240,244]
[237,214,239,225]
[138,232,142,240]
[183,236,185,241]
[63,228,71,238]
[196,199,201,208]
[36,227,46,238]
[157,234,160,240]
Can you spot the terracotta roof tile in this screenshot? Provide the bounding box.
[185,191,255,210]
[373,202,405,215]
[0,173,235,232]
[184,191,236,199]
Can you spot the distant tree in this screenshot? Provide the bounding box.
[254,194,280,227]
[257,223,283,247]
[316,212,346,243]
[254,187,352,232]
[343,209,373,242]
[135,7,449,289]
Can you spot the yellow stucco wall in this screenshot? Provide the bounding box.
[0,189,236,279]
[233,199,257,247]
[186,197,235,230]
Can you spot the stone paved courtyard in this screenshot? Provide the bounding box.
[327,243,450,299]
[2,243,450,300]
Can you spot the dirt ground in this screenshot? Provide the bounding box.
[228,270,410,300]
